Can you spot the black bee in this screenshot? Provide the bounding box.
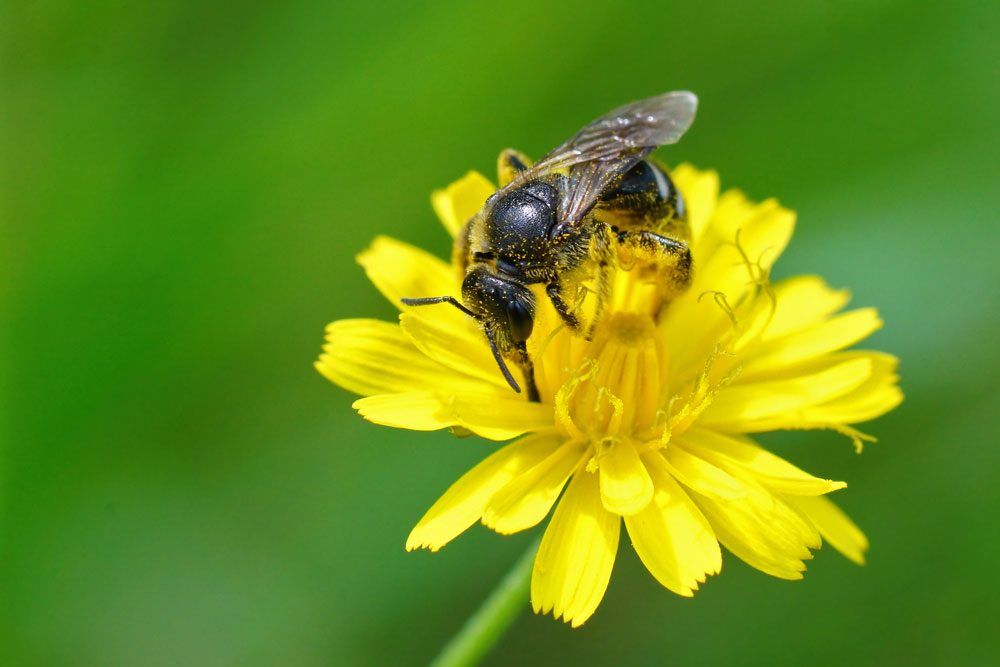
[403,92,697,401]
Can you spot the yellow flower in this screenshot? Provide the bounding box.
[316,164,902,627]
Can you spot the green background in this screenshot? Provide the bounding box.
[4,1,999,665]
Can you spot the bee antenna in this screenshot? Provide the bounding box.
[401,295,478,319]
[483,323,522,394]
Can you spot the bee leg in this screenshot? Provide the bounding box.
[546,281,582,333]
[587,223,616,338]
[497,148,532,187]
[616,229,693,307]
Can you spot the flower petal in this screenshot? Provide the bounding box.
[431,171,496,238]
[679,429,846,496]
[624,453,721,596]
[662,194,796,383]
[532,469,620,628]
[357,237,508,394]
[316,319,496,396]
[694,192,795,288]
[357,235,457,309]
[790,352,902,425]
[690,470,820,580]
[450,394,554,441]
[742,308,883,378]
[406,432,563,552]
[482,442,583,534]
[353,392,452,431]
[719,352,902,434]
[599,440,655,515]
[763,275,851,341]
[354,389,553,441]
[700,355,874,430]
[664,444,746,500]
[671,163,719,244]
[784,494,869,565]
[400,312,510,389]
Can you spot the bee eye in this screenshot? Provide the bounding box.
[506,299,534,343]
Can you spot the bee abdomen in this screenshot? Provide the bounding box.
[598,160,686,230]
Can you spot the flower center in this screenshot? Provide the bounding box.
[551,311,667,442]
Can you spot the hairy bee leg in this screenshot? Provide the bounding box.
[615,229,693,306]
[589,262,614,339]
[497,148,532,187]
[587,223,617,338]
[452,216,475,277]
[546,281,582,332]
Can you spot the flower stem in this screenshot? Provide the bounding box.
[430,537,540,667]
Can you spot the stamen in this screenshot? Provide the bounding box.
[656,345,742,445]
[550,312,666,443]
[816,424,877,454]
[554,359,599,442]
[597,386,625,436]
[699,290,739,329]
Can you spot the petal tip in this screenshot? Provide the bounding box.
[405,533,443,553]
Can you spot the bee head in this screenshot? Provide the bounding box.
[462,265,536,349]
[400,262,537,397]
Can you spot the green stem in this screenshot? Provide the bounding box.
[429,537,540,667]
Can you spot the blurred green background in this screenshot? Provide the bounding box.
[4,1,999,665]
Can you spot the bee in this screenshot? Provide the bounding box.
[403,91,697,401]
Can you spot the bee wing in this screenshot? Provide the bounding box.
[531,91,697,225]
